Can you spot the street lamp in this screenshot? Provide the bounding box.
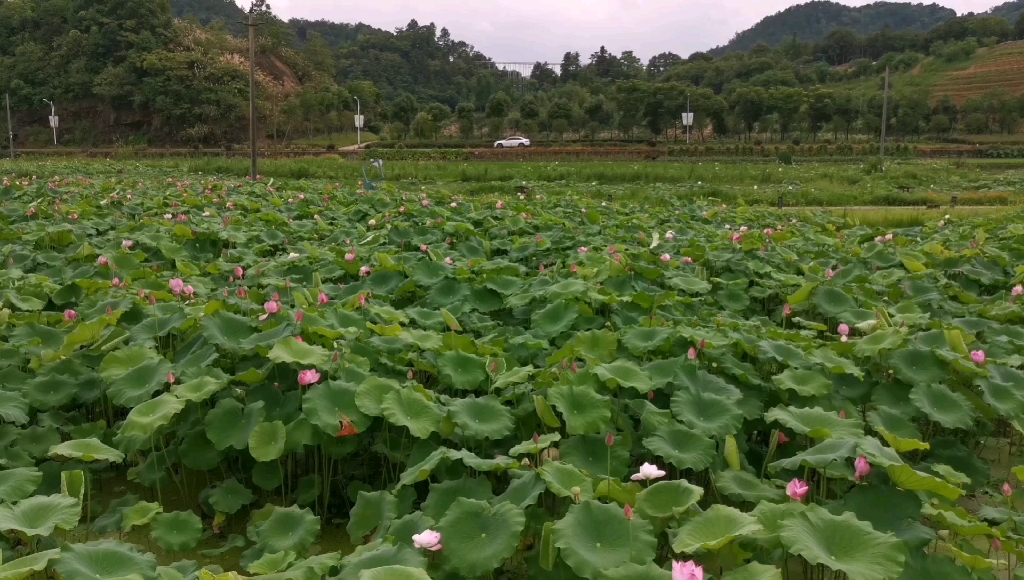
[42,99,57,146]
[354,97,361,148]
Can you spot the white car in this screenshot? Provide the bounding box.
[494,136,531,148]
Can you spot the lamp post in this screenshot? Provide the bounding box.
[42,99,56,146]
[354,97,361,148]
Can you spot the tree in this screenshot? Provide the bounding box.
[928,114,951,137]
[455,102,476,138]
[410,111,436,139]
[486,91,511,119]
[560,52,582,82]
[530,63,558,86]
[731,86,769,140]
[519,96,541,121]
[1016,13,1024,40]
[388,92,418,126]
[301,31,335,80]
[805,89,836,138]
[646,52,682,77]
[767,87,804,139]
[424,102,451,124]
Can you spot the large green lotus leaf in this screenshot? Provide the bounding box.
[423,476,493,521]
[122,501,163,532]
[772,369,832,397]
[356,566,431,580]
[838,485,924,544]
[267,338,329,366]
[854,329,906,357]
[205,399,265,451]
[896,551,971,580]
[977,365,1024,421]
[0,468,42,503]
[171,376,226,404]
[119,393,187,440]
[0,549,61,580]
[338,543,426,580]
[19,426,60,460]
[206,478,255,515]
[55,541,157,580]
[447,395,514,439]
[436,351,487,391]
[643,422,716,471]
[547,386,611,435]
[769,439,857,472]
[634,480,703,519]
[886,465,963,500]
[100,346,173,408]
[867,409,929,453]
[493,471,547,510]
[23,374,78,410]
[758,340,808,367]
[571,329,619,362]
[813,287,858,317]
[553,500,657,580]
[303,381,371,436]
[889,349,947,386]
[509,433,561,456]
[355,377,401,417]
[150,511,203,552]
[671,504,763,553]
[246,551,296,575]
[48,438,125,463]
[381,388,441,439]
[0,494,81,537]
[560,435,630,480]
[908,384,976,430]
[764,406,864,440]
[720,563,782,580]
[201,311,256,349]
[808,348,863,379]
[666,274,711,294]
[255,506,320,553]
[780,504,905,580]
[180,431,224,471]
[532,300,579,338]
[620,327,674,356]
[436,498,525,577]
[538,461,594,501]
[671,389,744,437]
[248,421,286,462]
[347,490,398,543]
[854,437,904,469]
[602,562,672,580]
[0,391,29,425]
[594,361,655,393]
[714,470,785,503]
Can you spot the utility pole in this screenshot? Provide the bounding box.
[5,94,12,160]
[880,66,889,161]
[243,10,259,181]
[686,94,691,145]
[42,99,57,146]
[354,97,361,148]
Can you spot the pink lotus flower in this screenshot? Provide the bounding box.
[660,254,671,262]
[183,285,194,297]
[783,304,792,317]
[169,278,185,295]
[1003,482,1013,497]
[624,504,634,520]
[359,266,371,277]
[631,463,667,482]
[412,530,442,551]
[235,266,244,279]
[168,372,176,384]
[64,309,78,322]
[994,538,1003,551]
[445,257,454,266]
[672,560,704,580]
[739,226,748,233]
[579,247,589,254]
[885,233,893,241]
[112,278,121,287]
[345,252,356,262]
[855,456,871,482]
[1013,285,1023,297]
[421,199,431,207]
[298,369,321,386]
[838,323,850,342]
[764,228,774,235]
[665,231,676,240]
[399,206,406,213]
[122,240,133,249]
[826,268,835,278]
[777,432,790,445]
[687,347,698,360]
[264,301,280,315]
[731,233,742,243]
[971,350,987,365]
[682,256,693,264]
[97,256,109,266]
[571,264,578,273]
[318,292,329,305]
[875,235,885,243]
[787,479,810,502]
[420,244,429,252]
[496,200,506,209]
[571,362,579,373]
[607,246,616,255]
[295,336,304,343]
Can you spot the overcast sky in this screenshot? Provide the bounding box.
[265,0,1006,62]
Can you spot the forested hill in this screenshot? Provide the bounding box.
[711,1,957,54]
[169,0,247,35]
[988,0,1024,23]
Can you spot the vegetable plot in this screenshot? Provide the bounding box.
[1,172,1024,580]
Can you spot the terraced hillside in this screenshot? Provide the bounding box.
[930,41,1024,104]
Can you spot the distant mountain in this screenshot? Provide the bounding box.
[288,19,387,49]
[170,0,247,35]
[711,1,957,54]
[987,0,1024,23]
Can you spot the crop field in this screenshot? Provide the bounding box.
[1,158,1024,580]
[931,41,1024,105]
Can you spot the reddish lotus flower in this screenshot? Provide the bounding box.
[660,254,671,262]
[64,309,78,322]
[295,336,303,343]
[571,362,579,373]
[971,350,987,365]
[359,266,371,277]
[420,244,429,252]
[994,539,1003,551]
[318,292,329,305]
[840,410,847,419]
[112,278,121,287]
[1003,482,1013,497]
[97,256,109,266]
[786,479,810,502]
[496,200,506,209]
[1013,284,1023,297]
[337,416,359,437]
[235,266,244,279]
[731,233,742,243]
[408,369,415,380]
[421,199,431,207]
[183,285,194,297]
[122,240,133,249]
[672,561,704,580]
[571,264,578,273]
[682,256,693,264]
[412,530,442,551]
[148,294,157,305]
[445,257,454,266]
[648,391,655,400]
[539,264,546,272]
[345,251,356,262]
[855,456,871,481]
[783,304,792,317]
[777,432,790,444]
[298,369,321,386]
[237,287,247,299]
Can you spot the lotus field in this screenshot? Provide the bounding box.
[3,167,1024,580]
